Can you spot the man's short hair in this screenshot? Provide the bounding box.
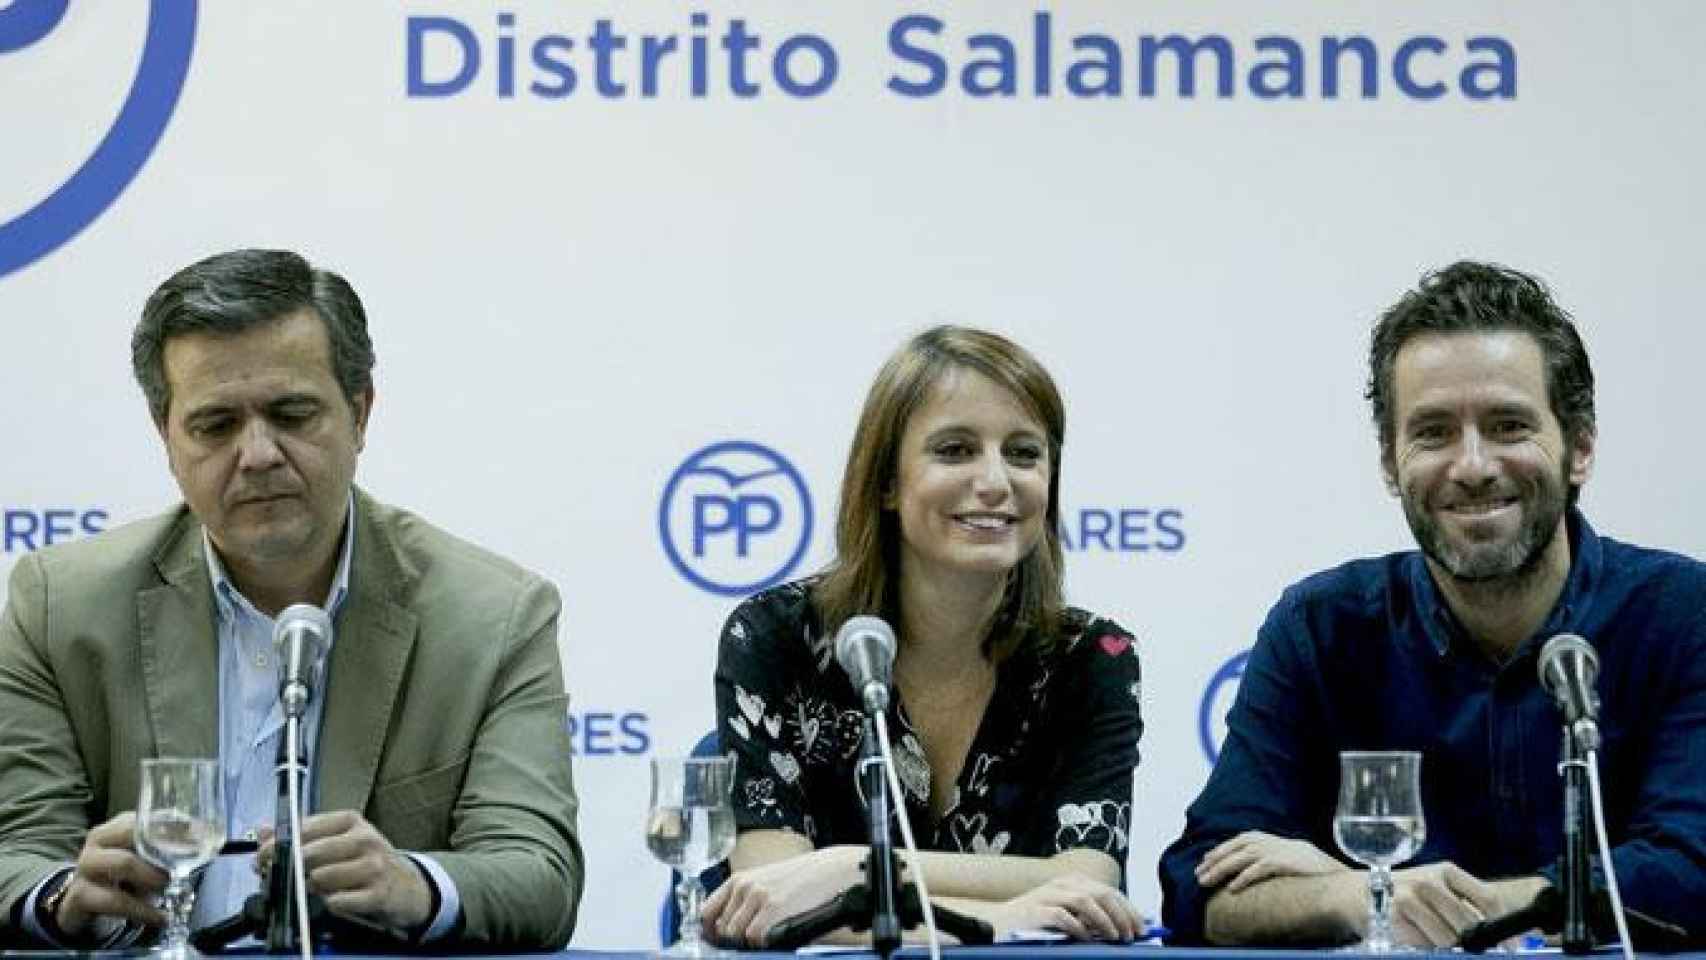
[1366,260,1596,463]
[133,249,375,422]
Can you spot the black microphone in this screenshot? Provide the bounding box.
[273,604,332,720]
[835,616,896,714]
[1460,886,1560,951]
[1538,633,1600,746]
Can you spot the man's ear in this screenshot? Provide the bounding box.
[352,386,375,453]
[1567,427,1596,488]
[153,408,181,477]
[1380,450,1400,497]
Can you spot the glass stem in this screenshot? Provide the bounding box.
[161,876,195,949]
[1366,865,1394,952]
[677,873,707,948]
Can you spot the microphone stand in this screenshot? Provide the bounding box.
[1459,720,1693,954]
[764,854,994,953]
[764,714,993,957]
[1459,886,1691,953]
[1558,725,1593,954]
[859,713,903,955]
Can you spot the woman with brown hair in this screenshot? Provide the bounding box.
[700,326,1144,947]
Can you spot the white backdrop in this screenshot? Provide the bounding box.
[3,1,1705,947]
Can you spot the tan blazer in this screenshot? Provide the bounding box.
[0,488,582,949]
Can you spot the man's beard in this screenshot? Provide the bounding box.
[1402,464,1570,587]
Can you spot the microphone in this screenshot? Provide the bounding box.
[835,616,896,714]
[1538,633,1600,748]
[274,604,332,720]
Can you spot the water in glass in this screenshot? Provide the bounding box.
[136,809,225,877]
[1334,815,1424,869]
[646,804,736,877]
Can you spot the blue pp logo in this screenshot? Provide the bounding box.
[1197,650,1250,765]
[659,441,813,597]
[0,1,197,279]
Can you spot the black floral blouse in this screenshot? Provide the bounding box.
[714,580,1144,864]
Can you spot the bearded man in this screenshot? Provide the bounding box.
[1158,261,1706,947]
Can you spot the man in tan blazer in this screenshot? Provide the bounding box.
[0,250,582,950]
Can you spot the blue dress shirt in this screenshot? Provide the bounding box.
[1158,510,1706,944]
[192,507,351,930]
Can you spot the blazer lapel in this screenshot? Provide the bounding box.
[137,510,219,761]
[316,491,419,815]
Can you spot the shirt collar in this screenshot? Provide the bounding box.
[203,492,357,627]
[1408,506,1602,660]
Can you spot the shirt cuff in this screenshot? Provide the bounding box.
[19,867,72,944]
[22,866,138,948]
[403,852,461,942]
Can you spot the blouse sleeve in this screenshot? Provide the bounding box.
[713,587,814,838]
[1045,618,1144,861]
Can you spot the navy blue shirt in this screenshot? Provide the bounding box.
[1159,511,1706,944]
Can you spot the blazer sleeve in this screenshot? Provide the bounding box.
[427,576,585,949]
[0,553,92,934]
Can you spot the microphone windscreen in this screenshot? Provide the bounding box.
[1537,632,1596,694]
[273,603,332,660]
[835,615,896,683]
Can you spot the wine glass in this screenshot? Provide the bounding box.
[1334,751,1426,952]
[135,758,226,960]
[646,755,737,958]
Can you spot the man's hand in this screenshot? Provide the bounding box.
[701,845,864,948]
[52,812,168,938]
[1197,831,1347,893]
[1385,862,1505,947]
[257,811,434,938]
[990,874,1142,943]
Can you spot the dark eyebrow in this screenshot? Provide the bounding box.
[921,424,1046,446]
[1483,402,1541,420]
[268,393,322,411]
[922,424,976,444]
[182,403,235,426]
[1401,403,1453,426]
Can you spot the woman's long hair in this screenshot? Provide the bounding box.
[812,325,1067,662]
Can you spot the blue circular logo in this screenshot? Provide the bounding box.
[0,1,198,279]
[659,440,814,597]
[0,0,68,54]
[1198,649,1250,765]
